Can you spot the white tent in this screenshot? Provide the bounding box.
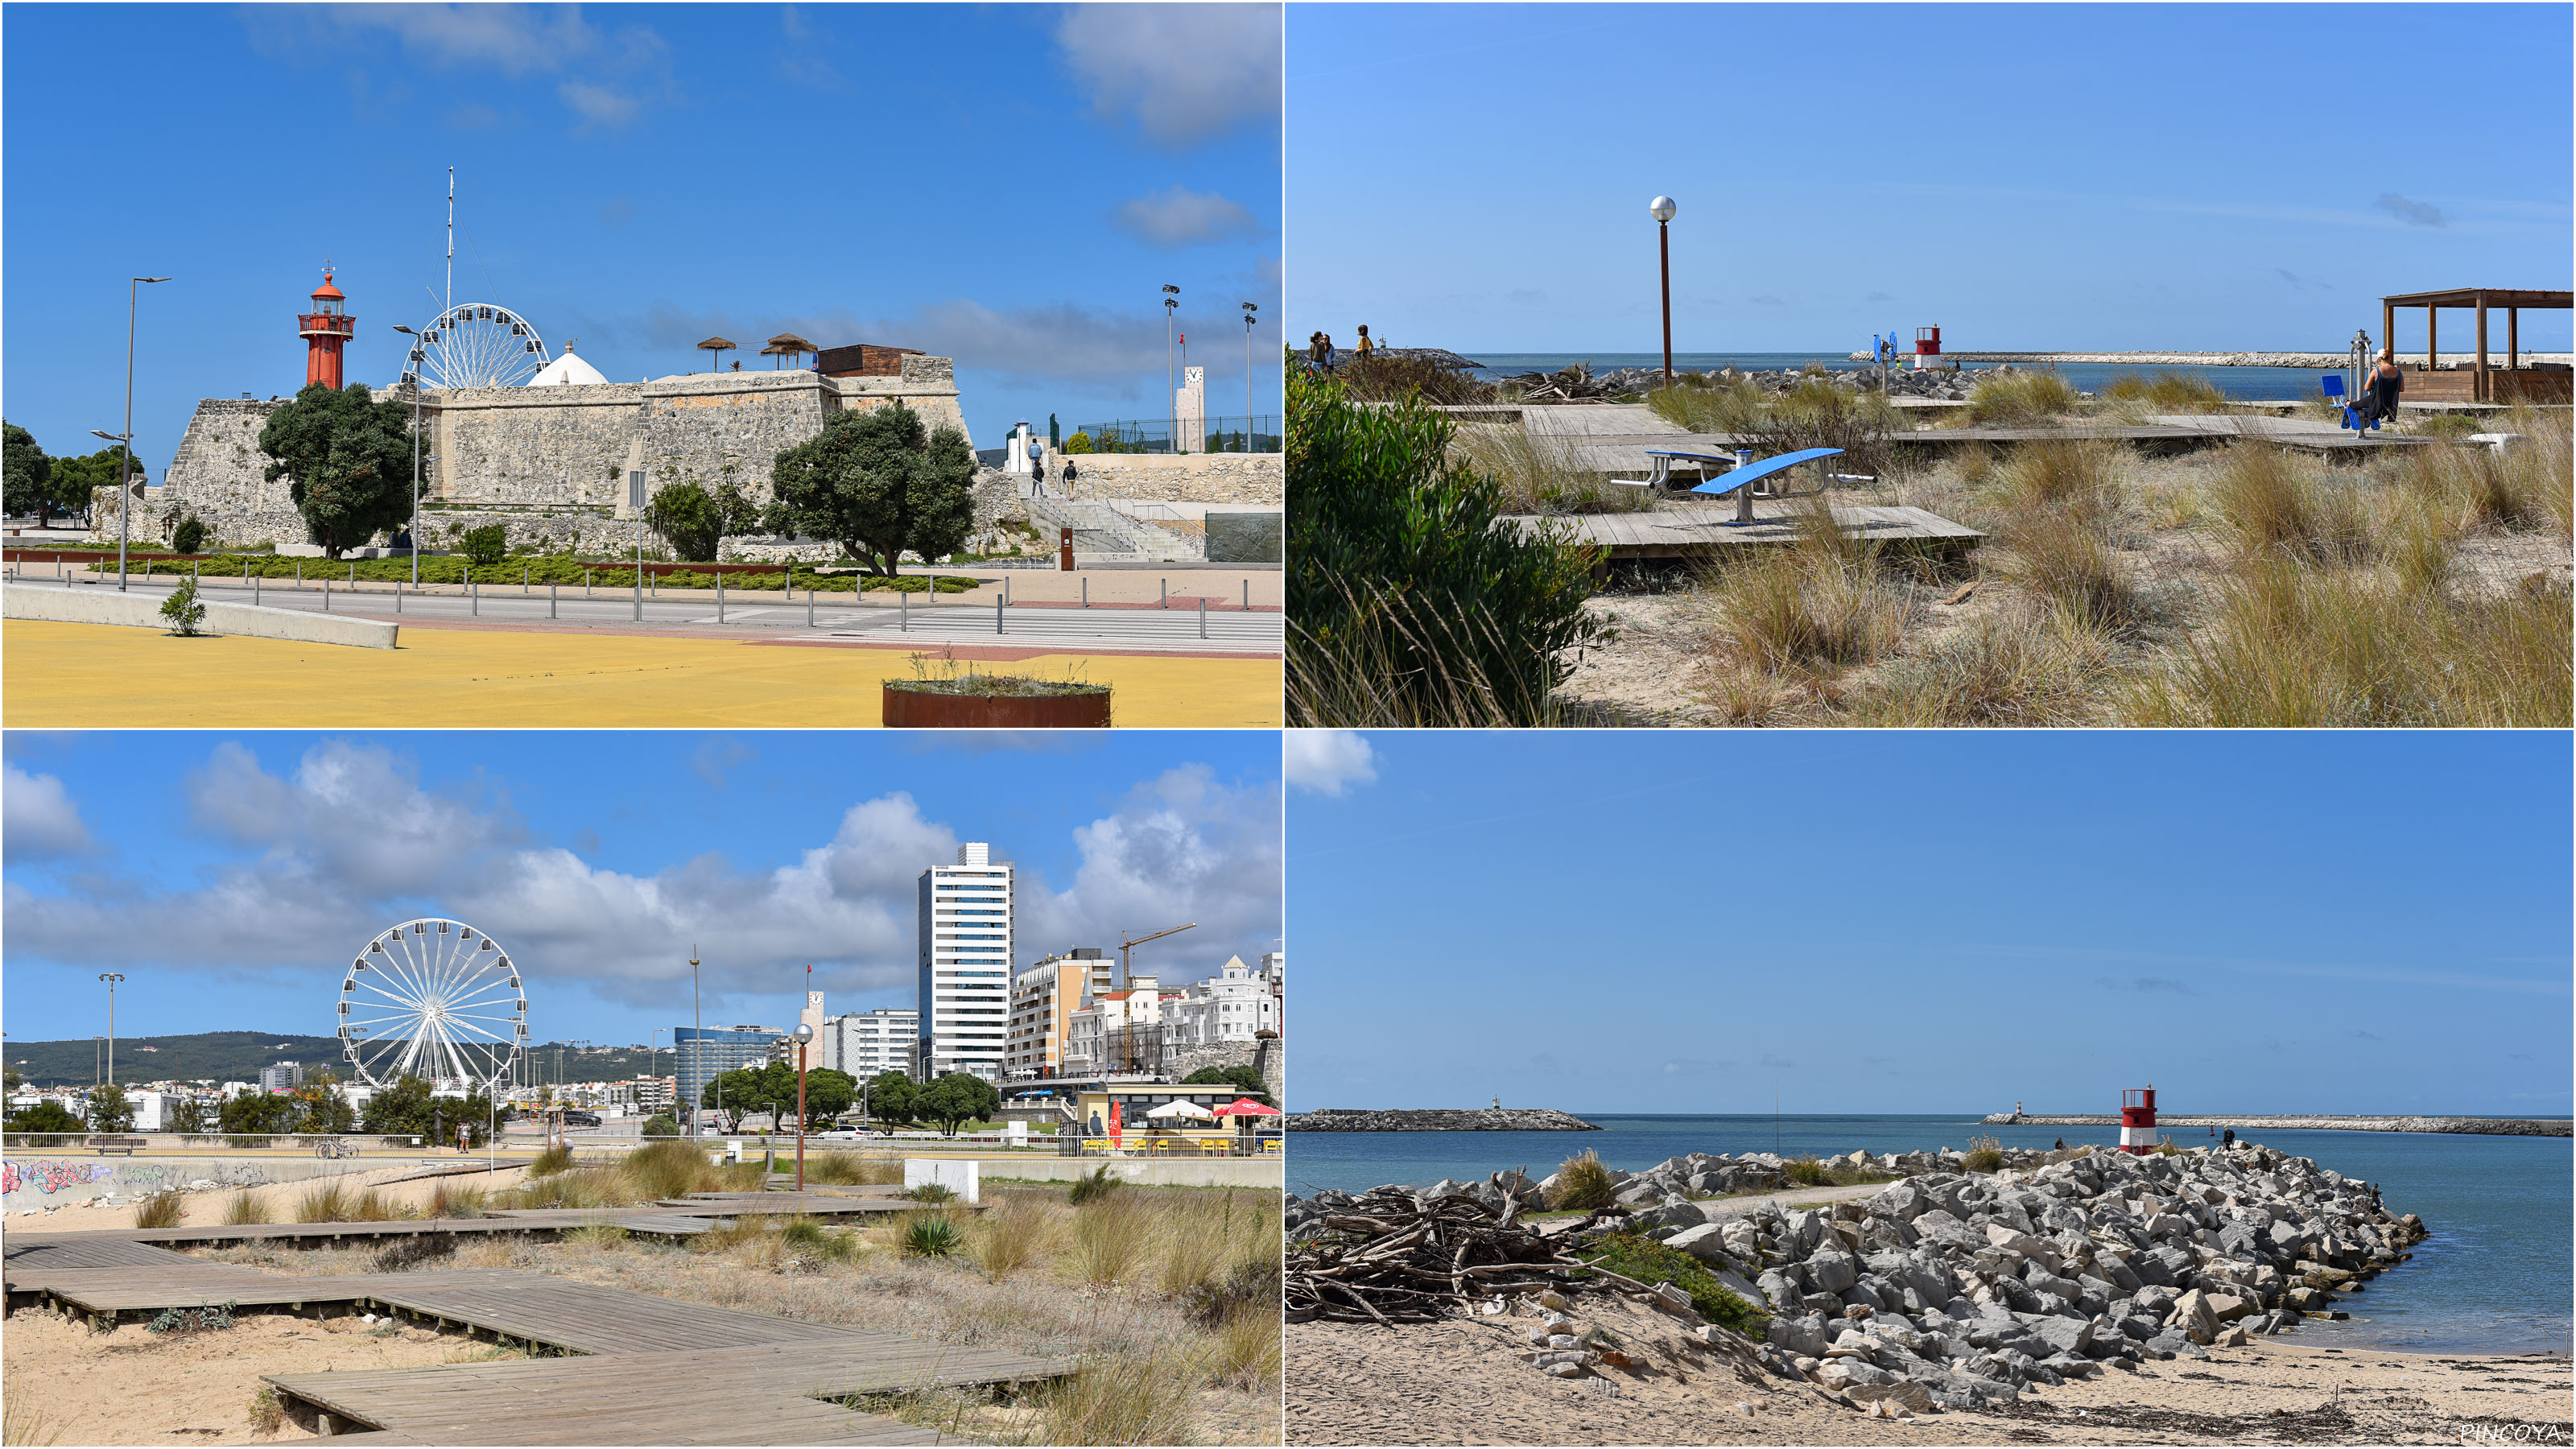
[1146,1100,1214,1121]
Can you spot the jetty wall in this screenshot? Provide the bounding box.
[1286,1108,1601,1132]
[1979,1114,2567,1137]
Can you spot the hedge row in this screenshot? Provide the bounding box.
[82,556,978,593]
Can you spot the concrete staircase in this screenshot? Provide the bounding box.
[1026,497,1200,562]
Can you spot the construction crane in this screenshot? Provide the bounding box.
[1119,923,1197,987]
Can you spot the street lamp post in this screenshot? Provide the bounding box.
[791,1023,814,1191]
[391,325,425,586]
[110,277,169,592]
[690,946,701,1135]
[1241,303,1258,451]
[1162,285,1180,450]
[1649,197,1677,386]
[98,975,125,1088]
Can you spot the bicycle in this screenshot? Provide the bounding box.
[311,1137,360,1159]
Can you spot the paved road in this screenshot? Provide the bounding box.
[16,576,1285,655]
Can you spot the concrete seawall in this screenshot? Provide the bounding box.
[4,582,398,649]
[4,1154,451,1208]
[1287,1108,1603,1132]
[1980,1113,2569,1137]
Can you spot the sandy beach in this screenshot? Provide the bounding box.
[1288,1291,2574,1446]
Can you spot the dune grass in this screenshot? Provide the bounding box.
[295,1180,412,1224]
[133,1190,187,1229]
[527,1143,575,1178]
[1002,1352,1206,1447]
[1963,370,2079,425]
[2209,444,2373,566]
[1071,1196,1151,1288]
[220,1187,271,1226]
[502,1137,767,1211]
[1548,1148,1618,1212]
[1843,602,2110,727]
[424,1181,488,1220]
[1453,424,1655,515]
[972,1195,1053,1278]
[2103,369,2229,411]
[803,1150,902,1187]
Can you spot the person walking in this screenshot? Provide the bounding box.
[1061,459,1079,496]
[1355,324,1375,361]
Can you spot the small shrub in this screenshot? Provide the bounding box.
[901,1212,963,1258]
[1063,431,1094,454]
[146,1300,235,1335]
[1964,370,2079,426]
[1066,1163,1122,1206]
[221,1187,271,1225]
[2103,370,2227,411]
[805,1150,899,1187]
[640,1113,679,1137]
[159,577,208,636]
[1187,1251,1282,1330]
[1212,1305,1282,1393]
[295,1180,353,1223]
[245,1386,285,1438]
[1844,603,2106,727]
[460,524,508,567]
[1548,1149,1618,1212]
[1781,1156,1831,1187]
[528,1143,574,1178]
[1009,1352,1203,1447]
[134,1189,187,1229]
[902,1182,957,1204]
[1996,503,2145,634]
[1071,1198,1150,1286]
[423,1182,486,1220]
[371,1234,457,1273]
[1963,1134,2006,1174]
[2412,412,2481,440]
[561,1224,631,1251]
[2210,444,2369,565]
[973,1197,1051,1278]
[171,515,208,554]
[1703,545,1910,676]
[1574,1233,1767,1335]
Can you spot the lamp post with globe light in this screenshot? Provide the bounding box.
[790,1022,815,1191]
[390,325,426,585]
[1649,197,1678,386]
[103,276,169,592]
[1242,303,1259,450]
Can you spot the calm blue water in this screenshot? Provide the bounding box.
[1288,1113,2572,1356]
[1467,352,2335,402]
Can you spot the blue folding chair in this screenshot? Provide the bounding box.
[2323,373,2379,432]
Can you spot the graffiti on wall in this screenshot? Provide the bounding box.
[2,1158,279,1197]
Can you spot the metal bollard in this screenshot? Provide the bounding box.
[295,560,302,587]
[522,565,530,594]
[324,576,331,611]
[550,582,558,619]
[1243,579,1249,612]
[396,580,403,613]
[586,568,592,597]
[996,594,1005,634]
[901,588,908,631]
[1161,577,1167,609]
[1004,575,1011,607]
[1199,596,1207,638]
[254,572,261,606]
[716,572,725,624]
[1081,578,1088,609]
[807,589,815,628]
[472,580,479,616]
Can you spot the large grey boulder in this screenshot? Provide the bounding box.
[1807,1245,1862,1296]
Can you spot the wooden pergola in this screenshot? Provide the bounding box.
[2380,287,2572,402]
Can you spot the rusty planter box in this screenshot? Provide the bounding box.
[882,683,1111,728]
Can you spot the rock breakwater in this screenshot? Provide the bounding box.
[1291,1141,2428,1415]
[1284,1107,1602,1132]
[1983,1114,2570,1137]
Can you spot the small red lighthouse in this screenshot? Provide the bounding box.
[2119,1085,2159,1155]
[299,267,354,390]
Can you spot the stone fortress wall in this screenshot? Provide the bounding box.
[121,357,976,555]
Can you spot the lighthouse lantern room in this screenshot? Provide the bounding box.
[2119,1085,2159,1155]
[299,268,355,390]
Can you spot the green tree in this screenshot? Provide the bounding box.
[1063,431,1094,455]
[916,1072,1001,1137]
[257,382,416,557]
[1286,369,1607,725]
[1182,1065,1273,1106]
[292,1067,355,1135]
[51,448,151,530]
[798,1067,857,1127]
[219,1089,300,1135]
[3,420,55,523]
[172,515,208,554]
[646,480,722,562]
[460,524,508,566]
[360,1075,436,1134]
[85,1083,137,1133]
[765,402,976,576]
[6,1101,84,1134]
[863,1070,918,1127]
[166,1096,209,1134]
[641,1113,680,1137]
[2,1065,21,1094]
[712,473,763,537]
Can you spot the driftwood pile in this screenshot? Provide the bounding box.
[1286,1187,1677,1326]
[1504,362,1625,402]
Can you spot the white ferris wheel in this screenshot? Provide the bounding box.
[406,303,551,390]
[337,917,528,1093]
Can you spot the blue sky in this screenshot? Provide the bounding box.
[1288,4,2573,356]
[4,731,1282,1051]
[2,3,1281,474]
[1285,730,2571,1117]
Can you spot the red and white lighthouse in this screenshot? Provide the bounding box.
[299,268,354,390]
[1912,324,1943,371]
[2119,1086,2159,1154]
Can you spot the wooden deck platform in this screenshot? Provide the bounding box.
[4,1219,1067,1446]
[0,1195,914,1252]
[1505,503,1984,560]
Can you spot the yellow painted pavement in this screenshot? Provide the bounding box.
[2,621,1281,728]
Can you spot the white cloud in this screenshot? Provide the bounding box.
[246,5,669,126]
[1284,731,1377,795]
[1056,3,1282,147]
[3,762,93,861]
[1115,187,1261,248]
[558,81,641,128]
[4,743,1280,1018]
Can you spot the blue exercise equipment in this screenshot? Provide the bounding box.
[2325,371,2381,432]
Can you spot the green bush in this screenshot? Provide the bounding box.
[646,481,723,562]
[1063,431,1094,454]
[171,515,207,554]
[529,1143,574,1177]
[902,1212,963,1257]
[460,524,508,566]
[159,577,207,636]
[1781,1156,1832,1187]
[1548,1149,1618,1212]
[1963,1134,2005,1174]
[1067,1163,1122,1205]
[91,552,976,594]
[1287,368,1606,725]
[641,1113,679,1137]
[1575,1233,1768,1335]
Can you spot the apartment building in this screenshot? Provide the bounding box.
[1165,955,1282,1048]
[672,1025,778,1127]
[1063,976,1183,1077]
[1007,948,1113,1080]
[917,843,1013,1080]
[819,1008,919,1080]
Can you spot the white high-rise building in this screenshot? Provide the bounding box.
[820,1008,919,1080]
[918,842,1013,1080]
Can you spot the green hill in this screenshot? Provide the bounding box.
[4,1032,670,1089]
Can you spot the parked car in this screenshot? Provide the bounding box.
[559,1110,603,1129]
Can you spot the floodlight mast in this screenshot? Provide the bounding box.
[1117,923,1198,988]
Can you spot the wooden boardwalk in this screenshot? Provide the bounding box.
[1505,503,1984,560]
[3,1216,1065,1445]
[0,1195,913,1251]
